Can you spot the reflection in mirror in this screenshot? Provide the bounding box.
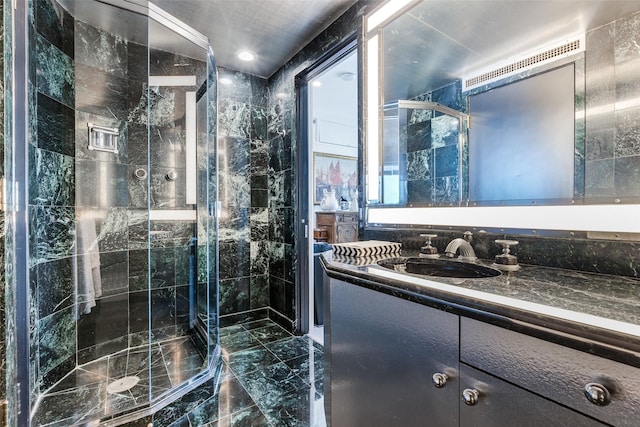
[364,0,640,232]
[378,100,466,206]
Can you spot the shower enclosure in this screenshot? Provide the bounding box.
[5,0,220,425]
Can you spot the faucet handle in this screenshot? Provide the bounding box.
[419,234,439,258]
[463,231,473,242]
[493,240,520,271]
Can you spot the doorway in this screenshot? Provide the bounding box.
[296,41,358,344]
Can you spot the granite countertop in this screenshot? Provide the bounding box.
[322,250,640,359]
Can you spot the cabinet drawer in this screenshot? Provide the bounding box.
[461,318,640,426]
[460,364,606,427]
[336,212,357,223]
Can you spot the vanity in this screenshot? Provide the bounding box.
[334,1,640,425]
[321,252,640,427]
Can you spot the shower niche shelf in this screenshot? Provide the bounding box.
[87,123,119,154]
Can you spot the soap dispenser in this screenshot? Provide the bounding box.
[492,239,520,271]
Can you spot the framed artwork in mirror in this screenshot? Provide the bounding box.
[313,152,357,204]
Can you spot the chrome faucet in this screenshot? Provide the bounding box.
[445,231,477,261]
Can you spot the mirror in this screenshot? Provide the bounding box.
[365,0,640,212]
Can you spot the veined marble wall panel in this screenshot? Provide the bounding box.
[263,2,369,331]
[216,68,271,323]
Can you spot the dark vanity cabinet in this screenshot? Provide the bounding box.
[326,278,638,426]
[327,279,459,426]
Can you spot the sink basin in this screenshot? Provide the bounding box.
[377,257,501,279]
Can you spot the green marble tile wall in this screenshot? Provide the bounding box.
[26,0,210,412]
[217,67,271,325]
[263,2,375,331]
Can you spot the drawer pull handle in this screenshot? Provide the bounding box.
[462,388,480,406]
[584,383,611,406]
[432,373,448,388]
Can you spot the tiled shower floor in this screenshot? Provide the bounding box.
[167,319,326,427]
[32,335,206,427]
[31,319,325,427]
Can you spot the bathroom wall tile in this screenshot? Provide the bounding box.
[434,144,458,178]
[585,159,614,198]
[129,290,149,334]
[149,125,186,169]
[76,160,129,208]
[127,165,148,208]
[407,179,433,204]
[615,57,640,111]
[268,242,285,281]
[33,205,75,263]
[251,105,268,141]
[74,20,127,78]
[251,240,269,275]
[149,167,186,209]
[269,277,286,320]
[614,106,640,157]
[586,123,615,161]
[586,24,615,113]
[127,42,148,83]
[35,257,74,319]
[218,68,252,104]
[99,250,129,297]
[30,147,75,207]
[614,155,640,197]
[407,149,431,181]
[251,137,269,174]
[39,305,76,378]
[150,247,177,290]
[37,92,75,157]
[128,249,149,292]
[36,34,75,109]
[150,287,177,332]
[434,176,459,204]
[75,62,128,120]
[407,121,431,152]
[250,275,269,309]
[127,209,149,250]
[219,240,251,280]
[283,244,295,285]
[219,100,251,139]
[614,11,640,64]
[283,208,295,246]
[35,0,74,58]
[174,245,192,287]
[97,207,129,252]
[220,277,251,316]
[250,208,269,243]
[149,49,207,82]
[251,188,268,208]
[77,293,129,350]
[269,207,285,243]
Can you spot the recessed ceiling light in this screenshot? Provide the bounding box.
[237,50,256,61]
[219,77,232,85]
[312,81,322,87]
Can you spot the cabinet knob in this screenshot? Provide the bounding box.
[584,383,611,406]
[462,388,480,406]
[432,373,448,388]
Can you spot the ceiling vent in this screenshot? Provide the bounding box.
[462,35,585,91]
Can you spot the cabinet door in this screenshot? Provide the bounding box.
[327,279,459,427]
[460,364,606,427]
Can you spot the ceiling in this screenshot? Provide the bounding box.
[382,0,640,103]
[152,0,360,78]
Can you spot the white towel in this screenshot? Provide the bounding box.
[76,215,102,315]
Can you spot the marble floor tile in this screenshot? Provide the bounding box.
[33,319,326,427]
